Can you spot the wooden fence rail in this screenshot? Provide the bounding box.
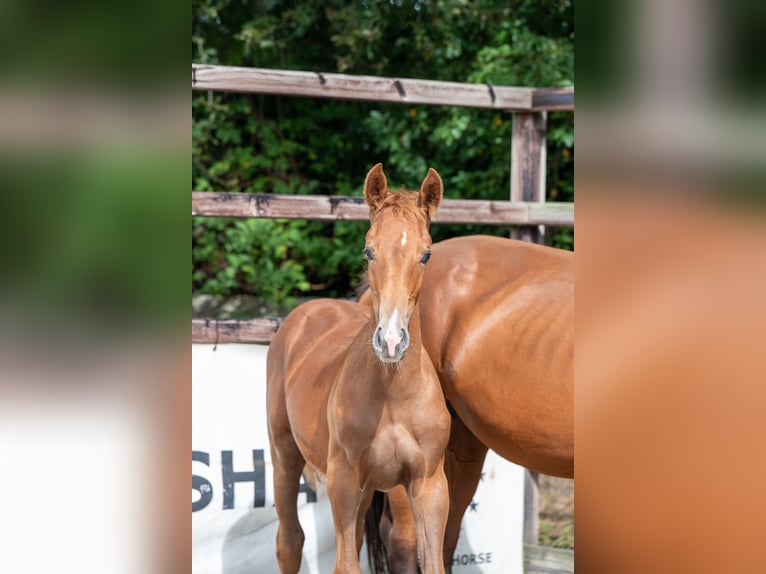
[192,318,281,345]
[192,192,574,227]
[192,64,573,112]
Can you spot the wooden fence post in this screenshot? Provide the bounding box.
[524,470,541,545]
[512,111,547,546]
[510,111,547,244]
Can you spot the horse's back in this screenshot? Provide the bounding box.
[423,236,572,366]
[267,299,370,472]
[269,299,367,380]
[421,236,574,476]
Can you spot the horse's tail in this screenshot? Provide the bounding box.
[365,490,388,574]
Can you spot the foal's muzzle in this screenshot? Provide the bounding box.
[373,325,410,362]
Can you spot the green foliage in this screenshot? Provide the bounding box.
[4,148,186,326]
[192,0,573,309]
[540,518,575,550]
[193,217,367,309]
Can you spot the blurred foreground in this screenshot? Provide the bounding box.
[576,0,765,572]
[0,1,188,572]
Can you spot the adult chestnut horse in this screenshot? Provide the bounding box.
[267,164,451,574]
[360,234,574,571]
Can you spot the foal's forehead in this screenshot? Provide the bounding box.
[367,213,429,246]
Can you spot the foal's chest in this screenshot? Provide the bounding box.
[358,423,427,490]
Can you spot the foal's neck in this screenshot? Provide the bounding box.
[404,300,423,353]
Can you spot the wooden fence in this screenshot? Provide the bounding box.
[192,64,574,345]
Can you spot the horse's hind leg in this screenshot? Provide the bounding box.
[442,416,488,573]
[269,424,306,573]
[355,489,374,561]
[382,486,419,574]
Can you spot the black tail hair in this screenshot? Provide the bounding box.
[365,490,388,574]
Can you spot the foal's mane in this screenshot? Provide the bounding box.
[374,189,427,224]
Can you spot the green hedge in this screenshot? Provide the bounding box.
[192,0,573,309]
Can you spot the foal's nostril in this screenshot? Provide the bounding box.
[373,327,385,350]
[400,328,410,350]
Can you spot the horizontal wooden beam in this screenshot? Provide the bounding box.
[528,202,575,226]
[531,88,575,111]
[524,544,574,573]
[192,64,573,112]
[192,192,573,227]
[192,318,280,344]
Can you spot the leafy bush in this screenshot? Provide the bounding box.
[192,0,574,310]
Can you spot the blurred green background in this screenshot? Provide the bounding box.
[0,0,188,340]
[192,0,574,314]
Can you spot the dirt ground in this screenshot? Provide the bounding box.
[538,475,574,549]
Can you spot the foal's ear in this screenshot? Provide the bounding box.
[364,163,388,214]
[418,168,443,222]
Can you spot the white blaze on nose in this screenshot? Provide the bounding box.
[383,308,402,357]
[401,231,407,247]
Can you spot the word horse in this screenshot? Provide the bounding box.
[267,164,450,574]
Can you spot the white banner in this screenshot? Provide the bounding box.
[192,344,524,574]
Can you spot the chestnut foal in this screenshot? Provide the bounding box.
[267,164,450,573]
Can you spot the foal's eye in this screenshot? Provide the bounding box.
[363,247,374,261]
[420,251,431,264]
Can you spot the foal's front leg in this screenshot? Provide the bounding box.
[409,461,450,574]
[327,460,365,574]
